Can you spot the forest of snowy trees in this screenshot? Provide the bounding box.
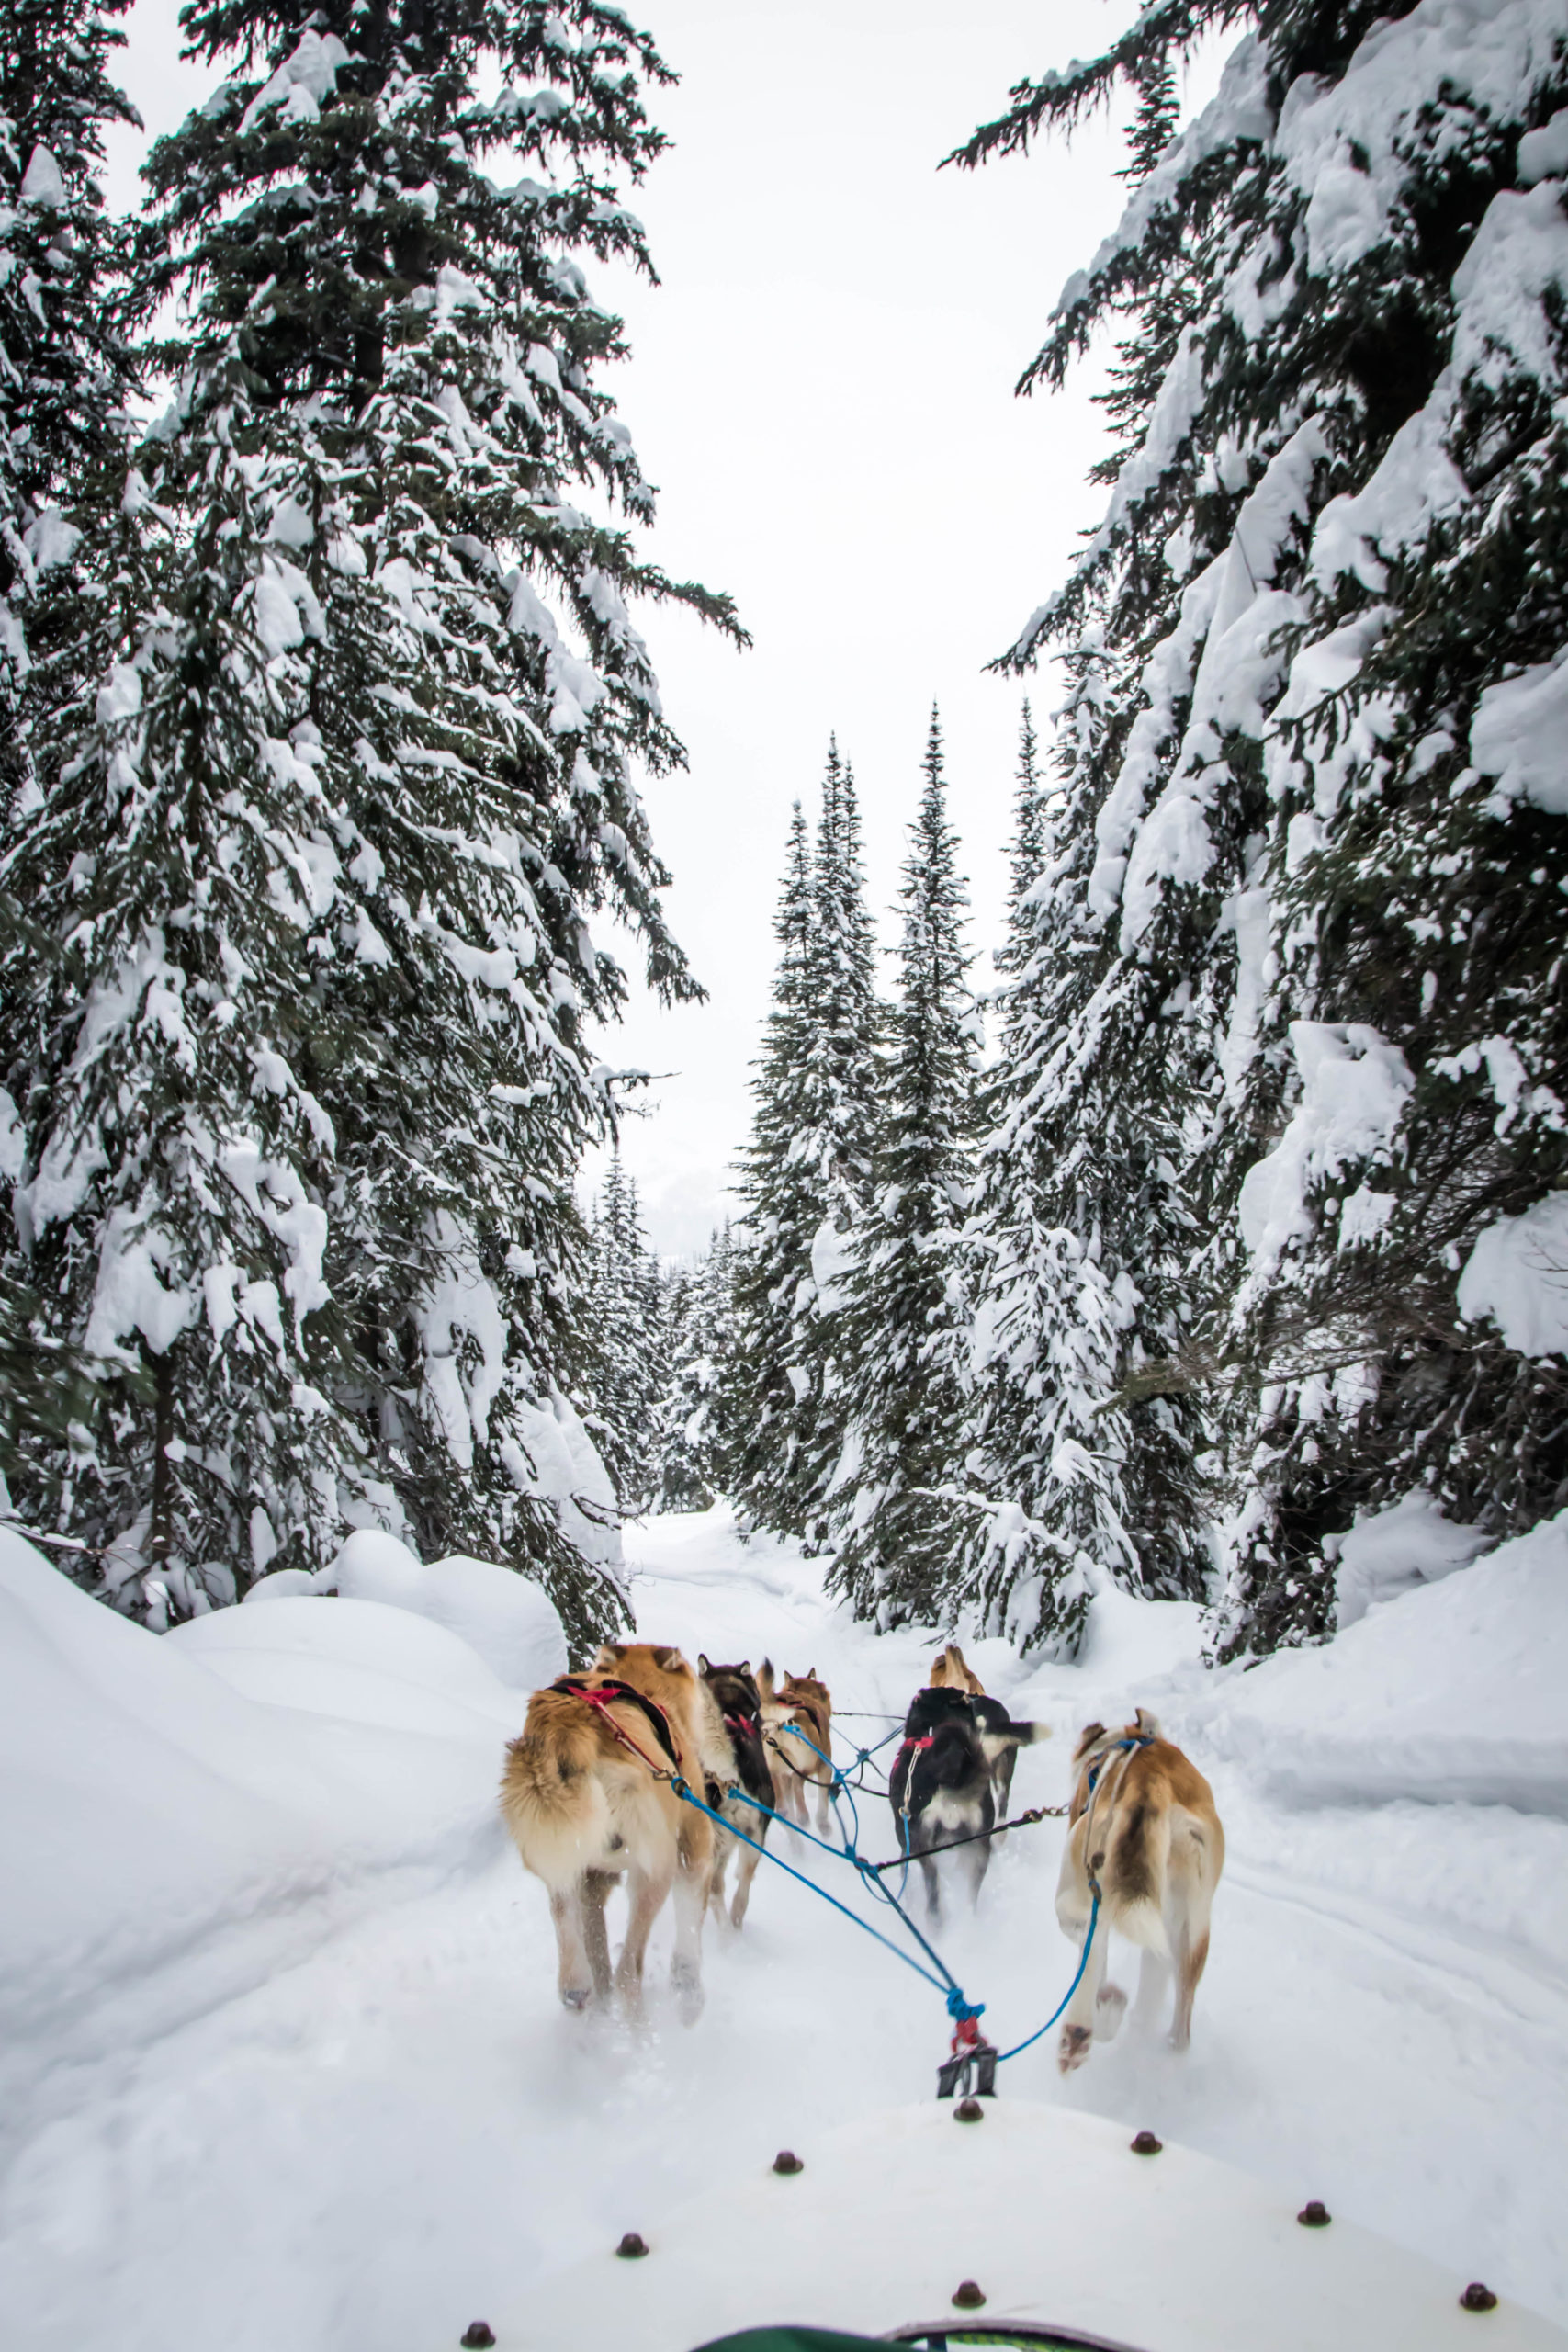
[639,0,1568,1660]
[4,0,1566,1665]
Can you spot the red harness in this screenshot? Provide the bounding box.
[897,1733,935,1769]
[551,1676,680,1777]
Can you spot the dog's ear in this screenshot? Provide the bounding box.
[1072,1721,1107,1764]
[1134,1706,1163,1741]
[697,1652,711,1674]
[739,1658,750,1676]
[650,1644,688,1674]
[807,1665,817,1681]
[593,1643,624,1669]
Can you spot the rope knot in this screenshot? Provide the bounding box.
[945,1988,985,2024]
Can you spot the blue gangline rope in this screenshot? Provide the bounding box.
[672,1721,1128,2062]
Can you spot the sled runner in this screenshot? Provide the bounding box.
[498,2100,1565,2352]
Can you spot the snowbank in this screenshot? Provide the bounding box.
[245,1526,568,1690]
[1332,1487,1492,1627]
[0,1528,516,2077]
[1191,1510,1568,1813]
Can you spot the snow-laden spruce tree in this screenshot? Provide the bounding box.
[731,800,823,1535]
[953,0,1568,1657]
[827,711,978,1626]
[580,1153,664,1518]
[4,377,383,1620]
[655,1221,739,1512]
[0,0,137,794]
[4,0,732,1642]
[783,743,885,1544]
[0,1,140,1489]
[955,705,1166,1653]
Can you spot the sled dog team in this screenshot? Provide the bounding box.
[501,1638,1224,2072]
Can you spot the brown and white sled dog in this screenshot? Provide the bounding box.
[930,1641,1050,1817]
[1054,1708,1224,2073]
[696,1656,774,1929]
[501,1643,726,2021]
[757,1661,835,1835]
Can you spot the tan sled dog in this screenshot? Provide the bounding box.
[1054,1708,1224,2073]
[930,1641,985,1696]
[758,1660,835,1834]
[501,1643,722,2021]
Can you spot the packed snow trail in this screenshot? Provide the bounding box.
[2,1507,1567,2352]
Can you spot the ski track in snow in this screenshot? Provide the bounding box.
[3,1508,1567,2350]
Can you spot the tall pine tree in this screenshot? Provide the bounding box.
[786,742,884,1544]
[731,799,821,1534]
[828,710,977,1627]
[654,1221,739,1512]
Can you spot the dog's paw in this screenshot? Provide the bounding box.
[671,1958,705,2026]
[1095,1982,1129,2042]
[559,1984,592,2012]
[1057,2023,1093,2075]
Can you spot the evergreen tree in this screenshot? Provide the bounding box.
[0,0,137,801]
[787,742,885,1542]
[997,702,1047,973]
[956,699,1156,1655]
[3,0,734,1643]
[581,1153,663,1517]
[655,1221,739,1512]
[828,711,977,1626]
[730,799,825,1535]
[4,396,378,1617]
[953,0,1568,1658]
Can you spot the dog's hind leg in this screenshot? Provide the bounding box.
[729,1832,763,1929]
[815,1768,834,1838]
[919,1850,943,1922]
[670,1838,708,2025]
[615,1860,672,2018]
[1170,1918,1210,2052]
[1056,1912,1109,2074]
[581,1869,615,2003]
[706,1829,731,1923]
[992,1746,1018,1820]
[550,1884,594,2011]
[1132,1945,1172,2032]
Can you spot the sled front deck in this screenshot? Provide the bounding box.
[499,2099,1565,2352]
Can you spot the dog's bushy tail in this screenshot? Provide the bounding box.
[1104,1794,1171,1954]
[501,1691,609,1888]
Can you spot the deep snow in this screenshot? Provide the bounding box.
[2,1505,1566,2350]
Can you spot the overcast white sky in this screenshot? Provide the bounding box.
[105,0,1200,1258]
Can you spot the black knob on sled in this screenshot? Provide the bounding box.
[773,2150,804,2175]
[1131,2131,1163,2155]
[953,2281,987,2310]
[460,2326,496,2347]
[1298,2200,1331,2228]
[616,2233,649,2260]
[953,2097,985,2123]
[1461,2284,1499,2313]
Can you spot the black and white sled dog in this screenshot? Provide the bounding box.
[930,1641,1051,1819]
[889,1684,1045,1919]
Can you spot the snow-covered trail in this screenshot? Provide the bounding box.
[4,1508,1566,2352]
